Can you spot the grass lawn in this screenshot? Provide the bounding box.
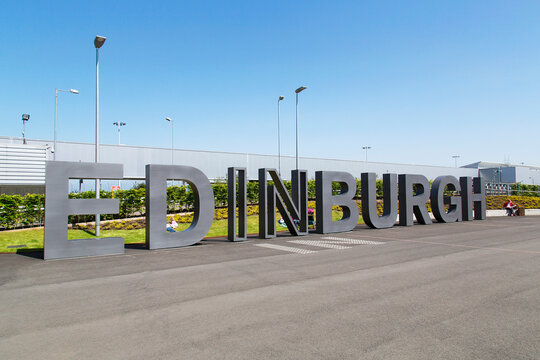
[0,210,357,253]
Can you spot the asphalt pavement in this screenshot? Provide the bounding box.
[1,216,539,359]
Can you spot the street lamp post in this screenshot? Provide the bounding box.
[21,114,30,144]
[166,117,174,164]
[94,35,106,237]
[113,121,125,188]
[112,121,126,145]
[452,155,460,168]
[295,86,307,170]
[362,146,371,162]
[54,89,79,160]
[277,96,284,175]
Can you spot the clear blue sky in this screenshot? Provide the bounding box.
[2,0,540,167]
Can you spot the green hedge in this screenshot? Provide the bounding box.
[0,179,376,229]
[3,180,538,230]
[0,193,45,229]
[510,183,540,197]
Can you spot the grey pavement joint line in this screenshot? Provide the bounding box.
[254,243,317,254]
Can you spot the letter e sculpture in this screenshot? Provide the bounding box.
[44,161,124,260]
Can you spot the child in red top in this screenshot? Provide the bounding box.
[503,199,516,216]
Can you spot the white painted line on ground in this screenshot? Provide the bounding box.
[321,237,385,245]
[255,243,317,254]
[289,240,351,250]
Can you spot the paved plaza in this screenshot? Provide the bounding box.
[1,216,539,359]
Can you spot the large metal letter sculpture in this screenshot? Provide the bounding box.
[44,161,124,260]
[228,167,247,241]
[258,169,308,239]
[291,169,309,232]
[259,181,276,238]
[315,171,359,234]
[146,165,214,249]
[430,176,462,223]
[398,174,432,226]
[361,173,398,229]
[460,176,486,221]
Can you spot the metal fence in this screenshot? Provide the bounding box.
[485,182,540,196]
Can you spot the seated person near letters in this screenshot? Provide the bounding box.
[503,199,517,216]
[166,220,176,232]
[308,208,315,228]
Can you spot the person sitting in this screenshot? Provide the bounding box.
[166,221,176,232]
[503,199,517,216]
[308,208,315,228]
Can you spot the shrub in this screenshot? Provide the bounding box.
[0,194,22,229]
[3,180,540,231]
[21,193,45,226]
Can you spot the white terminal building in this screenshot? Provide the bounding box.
[1,136,539,194]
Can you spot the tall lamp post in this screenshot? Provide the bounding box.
[277,95,284,175]
[21,114,30,144]
[94,35,106,237]
[54,88,79,160]
[452,155,460,168]
[295,86,307,170]
[113,121,126,145]
[362,146,371,162]
[166,117,174,164]
[113,121,126,188]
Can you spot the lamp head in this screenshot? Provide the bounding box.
[70,89,79,94]
[22,114,30,121]
[94,36,107,49]
[278,96,284,101]
[166,117,172,122]
[295,86,307,94]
